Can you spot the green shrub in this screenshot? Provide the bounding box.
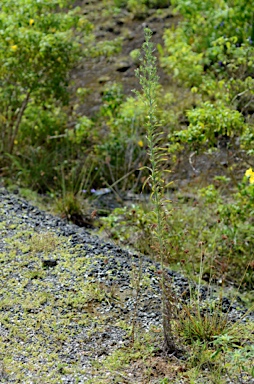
[161,0,254,182]
[0,0,92,156]
[93,84,148,192]
[170,102,245,152]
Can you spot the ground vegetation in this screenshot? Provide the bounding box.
[0,0,253,382]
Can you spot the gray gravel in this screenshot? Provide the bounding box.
[0,187,253,383]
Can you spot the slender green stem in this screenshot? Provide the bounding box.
[135,28,177,354]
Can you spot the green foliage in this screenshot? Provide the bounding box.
[176,304,229,343]
[100,204,154,253]
[100,83,125,120]
[1,2,253,382]
[0,0,92,155]
[102,176,254,288]
[89,37,122,57]
[163,0,254,94]
[69,116,94,145]
[93,80,180,193]
[0,0,123,194]
[162,27,204,87]
[129,48,141,64]
[172,0,254,48]
[55,191,86,222]
[181,322,254,382]
[53,157,98,224]
[161,0,254,183]
[156,1,254,291]
[94,84,147,192]
[169,102,245,153]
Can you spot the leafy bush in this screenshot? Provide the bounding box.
[0,0,92,156]
[93,84,148,192]
[163,0,254,94]
[161,0,254,182]
[0,1,122,194]
[169,102,245,153]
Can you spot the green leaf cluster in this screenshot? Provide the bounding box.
[161,0,254,184]
[0,0,92,155]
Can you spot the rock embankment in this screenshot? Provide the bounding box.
[0,187,253,383]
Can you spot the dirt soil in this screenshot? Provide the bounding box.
[72,0,177,117]
[70,0,245,189]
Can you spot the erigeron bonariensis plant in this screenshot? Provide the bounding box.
[135,28,178,355]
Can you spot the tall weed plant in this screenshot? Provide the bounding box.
[135,28,178,354]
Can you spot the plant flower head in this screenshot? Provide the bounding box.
[245,168,254,184]
[29,19,35,26]
[11,45,18,51]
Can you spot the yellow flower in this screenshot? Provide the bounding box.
[245,168,254,184]
[29,19,35,26]
[11,45,18,51]
[137,140,144,148]
[245,168,253,177]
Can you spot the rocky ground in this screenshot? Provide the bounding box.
[0,2,253,383]
[0,187,253,383]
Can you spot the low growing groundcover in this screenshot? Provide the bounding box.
[0,187,253,383]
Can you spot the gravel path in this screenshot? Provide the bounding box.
[0,187,253,383]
